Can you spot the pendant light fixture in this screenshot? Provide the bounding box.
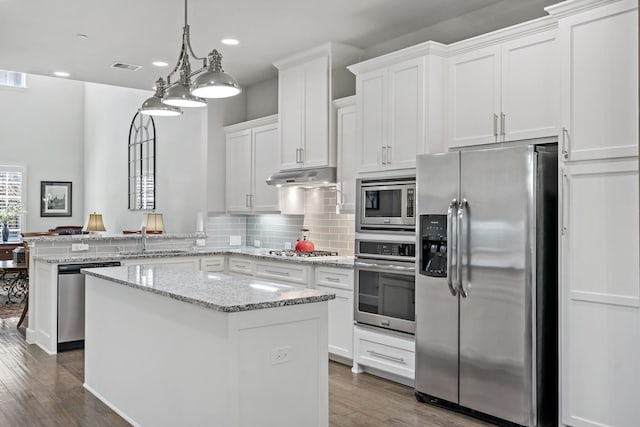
[139,0,241,116]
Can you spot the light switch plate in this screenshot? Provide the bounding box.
[71,243,89,252]
[253,240,260,248]
[195,239,206,247]
[284,241,292,250]
[229,235,241,246]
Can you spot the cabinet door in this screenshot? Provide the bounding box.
[388,57,424,170]
[225,130,252,213]
[559,0,638,161]
[279,65,304,170]
[501,29,559,142]
[448,46,501,148]
[561,159,639,427]
[302,55,330,168]
[317,285,353,360]
[252,123,280,212]
[356,69,386,173]
[336,100,356,213]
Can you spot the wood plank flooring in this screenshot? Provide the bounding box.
[0,316,492,426]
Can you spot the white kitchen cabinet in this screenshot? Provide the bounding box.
[554,0,638,161]
[200,256,225,272]
[225,115,280,214]
[315,267,354,361]
[254,260,311,287]
[334,96,356,213]
[448,24,559,148]
[227,256,254,276]
[274,43,362,171]
[348,42,446,173]
[122,257,200,271]
[560,159,639,427]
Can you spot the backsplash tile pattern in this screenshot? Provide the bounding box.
[205,188,356,255]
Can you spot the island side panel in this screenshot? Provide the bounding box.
[33,260,58,354]
[83,275,236,427]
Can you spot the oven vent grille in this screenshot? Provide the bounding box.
[110,62,142,71]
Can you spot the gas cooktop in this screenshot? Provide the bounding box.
[268,250,339,258]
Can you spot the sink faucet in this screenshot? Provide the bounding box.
[141,226,147,253]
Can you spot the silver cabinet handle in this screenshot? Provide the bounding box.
[266,270,290,276]
[493,114,498,138]
[562,128,569,160]
[245,194,250,208]
[324,277,340,282]
[446,198,458,296]
[295,148,300,163]
[386,145,392,164]
[561,171,567,235]
[457,199,468,298]
[366,350,406,364]
[500,113,506,138]
[381,146,387,165]
[299,147,305,163]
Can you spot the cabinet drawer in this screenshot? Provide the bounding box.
[315,267,354,290]
[254,261,310,286]
[0,248,14,260]
[201,256,225,272]
[355,327,415,379]
[228,257,254,276]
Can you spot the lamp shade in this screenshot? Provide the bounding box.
[192,71,242,98]
[162,84,206,108]
[85,213,106,232]
[140,95,182,117]
[143,213,165,233]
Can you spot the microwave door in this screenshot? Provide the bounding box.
[361,184,414,227]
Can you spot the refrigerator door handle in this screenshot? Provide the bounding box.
[447,198,458,296]
[457,198,468,298]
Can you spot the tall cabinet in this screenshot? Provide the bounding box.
[547,0,639,426]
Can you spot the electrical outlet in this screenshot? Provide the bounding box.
[270,346,292,365]
[71,243,89,252]
[195,239,206,247]
[229,235,241,246]
[254,240,260,248]
[284,241,292,250]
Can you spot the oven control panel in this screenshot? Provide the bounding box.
[357,241,415,259]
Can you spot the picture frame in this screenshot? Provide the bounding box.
[41,181,72,217]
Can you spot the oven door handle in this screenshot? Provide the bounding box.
[355,261,415,274]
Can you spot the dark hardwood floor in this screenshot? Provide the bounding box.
[0,316,491,426]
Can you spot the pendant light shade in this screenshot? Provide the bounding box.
[163,83,206,108]
[192,50,242,98]
[140,78,182,117]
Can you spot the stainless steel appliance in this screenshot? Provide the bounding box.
[414,145,557,427]
[354,239,416,334]
[356,177,415,233]
[57,261,121,351]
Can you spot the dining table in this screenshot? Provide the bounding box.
[0,259,28,303]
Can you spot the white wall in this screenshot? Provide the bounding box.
[246,78,278,121]
[0,75,85,232]
[84,82,208,234]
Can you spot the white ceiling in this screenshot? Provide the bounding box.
[0,0,561,91]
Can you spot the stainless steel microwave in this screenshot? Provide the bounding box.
[356,177,416,233]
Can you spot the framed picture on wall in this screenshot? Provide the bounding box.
[41,181,72,217]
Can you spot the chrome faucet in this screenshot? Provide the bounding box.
[141,226,147,253]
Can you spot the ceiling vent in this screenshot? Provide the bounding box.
[110,62,142,71]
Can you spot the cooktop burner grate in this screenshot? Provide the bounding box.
[268,250,339,257]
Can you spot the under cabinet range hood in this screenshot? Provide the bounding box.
[266,167,336,187]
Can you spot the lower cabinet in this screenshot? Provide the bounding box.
[254,260,311,287]
[315,267,354,361]
[227,256,254,276]
[122,257,200,271]
[200,256,225,272]
[352,324,415,385]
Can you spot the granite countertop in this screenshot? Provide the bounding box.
[83,264,335,312]
[35,247,355,268]
[22,233,204,242]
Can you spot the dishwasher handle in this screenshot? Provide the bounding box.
[58,261,121,274]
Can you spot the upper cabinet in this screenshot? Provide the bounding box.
[551,0,638,162]
[225,115,280,214]
[334,96,356,213]
[348,42,447,173]
[274,43,362,172]
[448,20,559,148]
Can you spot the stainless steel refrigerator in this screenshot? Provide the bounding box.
[415,144,557,427]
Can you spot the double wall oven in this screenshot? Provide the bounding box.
[354,175,416,335]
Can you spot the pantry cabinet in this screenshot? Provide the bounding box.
[274,43,362,171]
[348,42,447,173]
[225,115,280,214]
[448,24,559,148]
[334,96,356,213]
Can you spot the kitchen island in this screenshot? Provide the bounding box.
[82,264,334,427]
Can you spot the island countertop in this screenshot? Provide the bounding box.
[82,264,335,313]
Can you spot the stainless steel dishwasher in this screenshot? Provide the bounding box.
[58,261,121,351]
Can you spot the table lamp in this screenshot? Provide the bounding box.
[85,213,106,234]
[142,213,165,234]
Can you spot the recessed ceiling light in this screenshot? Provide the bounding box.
[152,61,169,67]
[221,38,239,46]
[53,71,70,77]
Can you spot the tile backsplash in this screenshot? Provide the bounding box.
[206,188,355,256]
